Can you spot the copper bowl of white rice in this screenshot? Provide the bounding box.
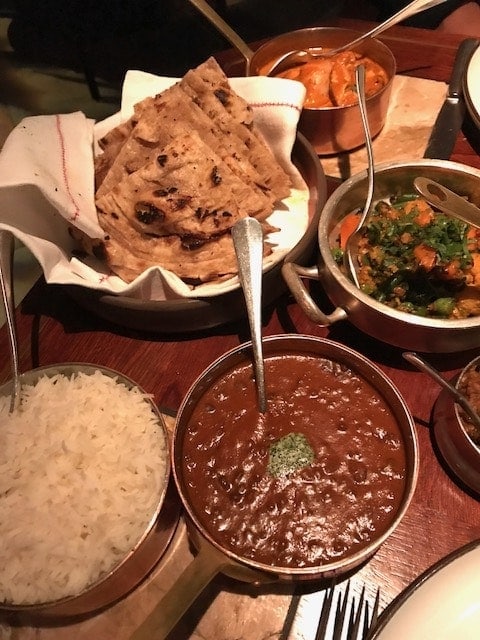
[0,363,177,619]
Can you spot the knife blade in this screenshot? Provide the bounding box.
[424,37,480,160]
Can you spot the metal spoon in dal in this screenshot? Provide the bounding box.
[343,64,375,288]
[0,230,20,413]
[413,177,480,230]
[232,217,267,414]
[264,0,449,75]
[403,352,480,433]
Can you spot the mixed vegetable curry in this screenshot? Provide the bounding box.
[333,192,480,319]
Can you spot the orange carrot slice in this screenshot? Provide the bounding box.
[339,212,361,250]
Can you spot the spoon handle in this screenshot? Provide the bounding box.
[413,177,480,229]
[232,217,267,414]
[0,230,20,412]
[332,0,449,55]
[343,65,375,287]
[355,65,374,232]
[403,352,480,432]
[187,0,254,65]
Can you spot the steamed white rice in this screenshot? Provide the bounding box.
[0,370,167,605]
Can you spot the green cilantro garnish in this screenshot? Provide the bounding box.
[267,432,314,477]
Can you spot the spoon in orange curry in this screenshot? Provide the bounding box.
[264,0,449,76]
[232,216,268,414]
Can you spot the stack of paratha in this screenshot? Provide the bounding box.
[91,57,292,285]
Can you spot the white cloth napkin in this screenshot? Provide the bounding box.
[0,69,307,300]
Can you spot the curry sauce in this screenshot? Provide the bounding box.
[272,50,388,108]
[181,353,407,568]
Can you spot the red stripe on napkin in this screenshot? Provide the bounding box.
[55,114,81,223]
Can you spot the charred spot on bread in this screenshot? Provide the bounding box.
[135,201,164,224]
[153,187,178,197]
[211,166,222,186]
[214,88,229,106]
[181,234,208,250]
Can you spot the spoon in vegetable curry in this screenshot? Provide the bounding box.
[413,177,480,230]
[343,65,375,289]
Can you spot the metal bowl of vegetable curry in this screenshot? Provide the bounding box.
[283,159,480,352]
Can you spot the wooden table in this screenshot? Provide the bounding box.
[1,18,480,640]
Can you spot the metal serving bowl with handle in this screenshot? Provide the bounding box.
[283,159,480,353]
[130,335,419,639]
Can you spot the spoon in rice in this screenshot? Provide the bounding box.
[343,64,376,288]
[0,229,20,412]
[232,216,267,414]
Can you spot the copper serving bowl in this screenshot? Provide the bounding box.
[433,355,480,495]
[132,335,419,639]
[0,364,179,622]
[248,27,396,155]
[283,159,480,353]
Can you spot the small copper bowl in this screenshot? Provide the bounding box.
[434,355,480,495]
[248,27,396,155]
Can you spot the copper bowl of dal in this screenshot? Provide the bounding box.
[247,27,396,155]
[0,363,179,621]
[132,335,418,638]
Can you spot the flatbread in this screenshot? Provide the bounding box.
[90,56,291,286]
[95,83,276,216]
[96,131,277,242]
[97,187,273,284]
[180,58,291,201]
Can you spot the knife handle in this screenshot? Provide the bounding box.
[448,38,480,98]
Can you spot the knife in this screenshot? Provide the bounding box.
[424,37,480,160]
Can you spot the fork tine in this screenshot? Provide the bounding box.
[348,584,366,639]
[364,587,381,640]
[314,583,336,640]
[332,579,351,640]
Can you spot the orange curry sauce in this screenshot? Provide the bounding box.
[272,50,388,108]
[181,353,407,568]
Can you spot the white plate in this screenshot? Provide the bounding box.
[371,540,480,640]
[464,43,480,129]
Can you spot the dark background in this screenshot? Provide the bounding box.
[2,0,463,85]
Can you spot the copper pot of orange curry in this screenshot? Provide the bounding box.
[247,27,396,155]
[131,335,418,640]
